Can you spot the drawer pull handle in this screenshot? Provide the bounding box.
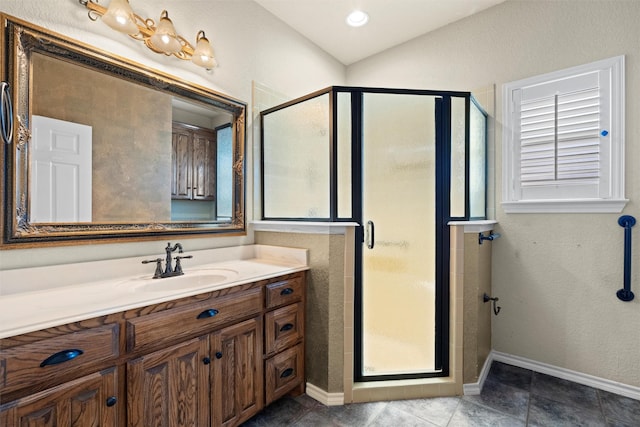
[40,349,84,367]
[280,287,294,296]
[280,323,294,332]
[197,309,219,319]
[215,352,223,359]
[280,368,294,378]
[106,396,117,407]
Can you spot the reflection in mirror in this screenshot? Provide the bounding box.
[1,14,246,246]
[31,53,234,224]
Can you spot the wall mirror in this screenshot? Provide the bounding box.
[1,14,246,246]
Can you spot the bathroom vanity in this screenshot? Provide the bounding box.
[0,246,308,426]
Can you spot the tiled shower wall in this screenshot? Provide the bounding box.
[462,232,493,384]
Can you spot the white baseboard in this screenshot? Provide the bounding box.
[305,382,344,406]
[463,352,495,395]
[314,351,639,402]
[491,350,640,400]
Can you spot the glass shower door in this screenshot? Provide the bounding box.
[360,93,441,378]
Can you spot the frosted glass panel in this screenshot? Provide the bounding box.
[450,97,466,217]
[337,92,352,218]
[470,101,486,218]
[263,94,330,218]
[361,93,437,376]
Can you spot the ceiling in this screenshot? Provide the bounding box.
[254,0,506,65]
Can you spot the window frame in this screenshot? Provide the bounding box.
[502,55,627,213]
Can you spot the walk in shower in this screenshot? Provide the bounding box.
[261,87,487,381]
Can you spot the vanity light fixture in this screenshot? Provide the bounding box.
[100,0,138,34]
[148,10,182,54]
[346,10,369,27]
[79,0,218,70]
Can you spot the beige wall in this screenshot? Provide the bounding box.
[347,0,640,387]
[0,0,345,268]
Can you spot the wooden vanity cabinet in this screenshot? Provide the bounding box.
[212,317,263,427]
[0,271,306,427]
[263,274,306,405]
[127,336,210,426]
[172,122,217,201]
[0,367,119,426]
[0,322,123,426]
[126,285,264,427]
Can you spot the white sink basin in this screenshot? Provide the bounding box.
[123,269,239,292]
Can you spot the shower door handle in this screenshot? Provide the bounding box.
[366,220,375,249]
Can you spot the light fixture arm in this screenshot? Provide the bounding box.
[78,0,215,68]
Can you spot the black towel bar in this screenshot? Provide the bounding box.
[616,215,636,302]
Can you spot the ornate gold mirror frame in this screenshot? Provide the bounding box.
[1,14,246,247]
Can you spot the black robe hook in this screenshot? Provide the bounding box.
[483,293,501,315]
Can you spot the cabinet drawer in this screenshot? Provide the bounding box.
[265,274,304,309]
[0,367,119,426]
[127,287,262,353]
[0,324,119,394]
[264,302,303,356]
[264,343,304,405]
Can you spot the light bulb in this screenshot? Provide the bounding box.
[191,31,217,69]
[149,10,181,54]
[346,10,369,27]
[101,0,138,34]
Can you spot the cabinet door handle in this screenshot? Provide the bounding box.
[40,349,84,367]
[280,287,294,296]
[280,323,294,332]
[280,368,294,378]
[106,396,117,407]
[197,309,219,319]
[215,352,223,359]
[203,357,211,365]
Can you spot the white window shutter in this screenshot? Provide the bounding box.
[502,56,626,213]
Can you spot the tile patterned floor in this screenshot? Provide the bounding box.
[243,361,640,426]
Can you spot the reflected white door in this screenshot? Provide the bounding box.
[360,93,440,378]
[31,115,92,222]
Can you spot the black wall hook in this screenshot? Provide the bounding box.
[483,293,501,315]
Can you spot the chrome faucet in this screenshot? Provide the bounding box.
[164,242,183,274]
[142,242,192,279]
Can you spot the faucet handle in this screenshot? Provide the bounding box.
[174,255,193,275]
[142,258,163,278]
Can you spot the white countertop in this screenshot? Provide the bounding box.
[0,245,309,339]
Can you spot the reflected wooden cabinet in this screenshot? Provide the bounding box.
[0,272,306,427]
[172,122,217,201]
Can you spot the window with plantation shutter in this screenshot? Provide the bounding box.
[502,56,627,213]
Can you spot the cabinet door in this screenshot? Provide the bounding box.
[192,129,216,200]
[172,124,193,200]
[0,367,119,427]
[212,317,263,427]
[127,336,209,427]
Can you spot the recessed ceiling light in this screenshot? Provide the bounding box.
[346,10,369,27]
